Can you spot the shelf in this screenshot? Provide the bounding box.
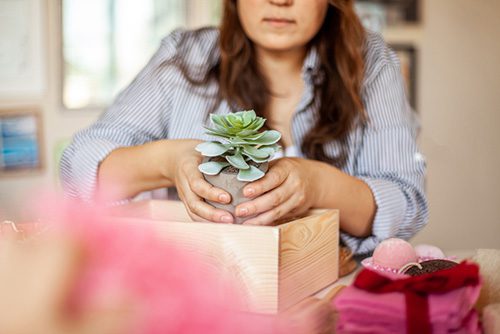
[382,24,423,46]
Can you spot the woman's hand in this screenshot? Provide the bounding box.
[234,158,323,225]
[99,138,234,223]
[171,140,235,224]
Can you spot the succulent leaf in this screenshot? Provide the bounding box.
[199,110,282,176]
[236,129,259,137]
[198,161,230,175]
[224,137,255,145]
[259,145,280,156]
[210,114,228,129]
[244,155,269,163]
[195,141,229,157]
[242,145,270,159]
[250,117,266,131]
[250,130,281,145]
[212,123,230,133]
[244,131,267,141]
[226,152,249,169]
[203,127,232,139]
[237,165,265,182]
[242,110,256,127]
[226,114,241,128]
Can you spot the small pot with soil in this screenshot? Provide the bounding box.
[400,259,459,276]
[196,110,281,224]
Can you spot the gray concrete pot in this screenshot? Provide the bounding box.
[203,158,268,224]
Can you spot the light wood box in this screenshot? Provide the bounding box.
[111,200,339,314]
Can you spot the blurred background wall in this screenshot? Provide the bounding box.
[0,0,499,250]
[412,0,500,249]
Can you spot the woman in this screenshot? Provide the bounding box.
[61,0,428,254]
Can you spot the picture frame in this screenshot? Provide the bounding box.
[356,0,420,26]
[0,109,44,175]
[390,44,418,111]
[355,2,387,33]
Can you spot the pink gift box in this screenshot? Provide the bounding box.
[333,273,482,334]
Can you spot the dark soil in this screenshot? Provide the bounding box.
[403,259,458,276]
[210,156,261,175]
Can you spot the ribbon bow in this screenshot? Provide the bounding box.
[354,261,480,334]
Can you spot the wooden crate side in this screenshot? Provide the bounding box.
[112,200,192,222]
[278,210,339,310]
[111,217,281,313]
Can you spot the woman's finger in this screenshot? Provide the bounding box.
[242,195,299,226]
[235,183,294,218]
[189,198,234,224]
[181,159,231,204]
[178,178,234,224]
[242,162,288,198]
[183,160,232,204]
[182,199,211,223]
[176,184,206,222]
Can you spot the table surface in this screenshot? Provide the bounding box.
[314,249,476,300]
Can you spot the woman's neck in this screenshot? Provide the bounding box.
[255,46,307,96]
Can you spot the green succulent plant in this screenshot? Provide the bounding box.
[196,110,281,182]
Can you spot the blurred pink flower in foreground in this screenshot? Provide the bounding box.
[29,196,281,334]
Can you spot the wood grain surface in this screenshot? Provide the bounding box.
[110,200,339,314]
[116,216,280,312]
[279,210,339,310]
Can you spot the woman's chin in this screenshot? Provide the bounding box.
[254,38,308,54]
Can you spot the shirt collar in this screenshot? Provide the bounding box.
[302,46,320,75]
[301,46,323,84]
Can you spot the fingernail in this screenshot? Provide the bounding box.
[219,194,230,203]
[221,215,233,223]
[245,188,255,197]
[237,207,249,217]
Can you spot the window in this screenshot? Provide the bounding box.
[62,0,222,110]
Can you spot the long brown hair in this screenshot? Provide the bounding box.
[218,0,366,167]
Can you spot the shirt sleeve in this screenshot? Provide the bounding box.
[59,30,183,201]
[340,63,429,255]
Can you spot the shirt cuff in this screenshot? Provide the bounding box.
[340,177,408,255]
[67,140,124,202]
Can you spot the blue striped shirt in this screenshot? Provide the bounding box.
[60,27,428,255]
